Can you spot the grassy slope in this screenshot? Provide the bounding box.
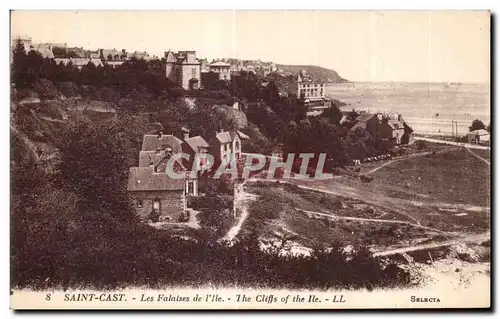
[245,183,444,249]
[370,148,490,207]
[469,148,491,160]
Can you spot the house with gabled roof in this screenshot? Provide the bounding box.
[351,112,380,139]
[467,129,490,145]
[128,132,191,222]
[209,61,231,81]
[181,128,210,196]
[297,69,326,102]
[352,112,409,146]
[165,50,201,90]
[209,129,249,165]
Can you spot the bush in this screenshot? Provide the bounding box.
[33,79,58,100]
[98,87,121,102]
[249,193,282,219]
[415,140,427,150]
[56,81,79,98]
[79,85,98,99]
[197,194,235,237]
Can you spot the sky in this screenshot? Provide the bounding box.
[10,10,490,83]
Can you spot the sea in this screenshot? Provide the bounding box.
[326,82,490,136]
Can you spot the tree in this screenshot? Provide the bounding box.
[469,119,486,132]
[52,46,68,58]
[487,122,491,133]
[197,195,234,238]
[55,117,136,221]
[401,122,414,144]
[346,108,359,123]
[321,101,343,124]
[11,39,30,89]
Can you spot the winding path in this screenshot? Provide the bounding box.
[414,136,490,150]
[298,208,458,235]
[364,151,432,175]
[466,147,490,166]
[373,232,490,257]
[220,180,257,242]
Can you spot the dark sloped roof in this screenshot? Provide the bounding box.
[141,134,183,153]
[351,121,367,131]
[138,150,187,170]
[468,129,490,136]
[237,130,250,140]
[229,130,250,141]
[215,131,232,144]
[138,151,156,167]
[184,136,209,152]
[357,113,377,122]
[127,167,185,191]
[388,119,405,130]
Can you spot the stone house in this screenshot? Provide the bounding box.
[209,129,249,165]
[127,165,186,222]
[352,113,410,146]
[99,48,128,68]
[208,61,232,81]
[351,113,380,139]
[297,70,326,101]
[378,116,407,145]
[181,130,210,196]
[467,129,490,144]
[53,57,103,70]
[165,50,201,90]
[127,133,191,222]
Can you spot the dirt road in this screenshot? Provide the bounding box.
[466,147,490,166]
[365,151,432,175]
[414,136,490,150]
[220,180,257,242]
[373,232,490,257]
[297,208,458,235]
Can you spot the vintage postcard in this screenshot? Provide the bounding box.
[9,10,491,310]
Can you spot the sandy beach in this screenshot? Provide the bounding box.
[327,82,490,136]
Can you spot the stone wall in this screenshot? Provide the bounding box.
[130,190,186,222]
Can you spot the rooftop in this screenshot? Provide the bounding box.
[127,166,185,192]
[184,136,210,152]
[209,61,231,67]
[141,134,183,153]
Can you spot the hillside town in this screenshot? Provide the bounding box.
[10,29,490,298]
[10,36,423,227]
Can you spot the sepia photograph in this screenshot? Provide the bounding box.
[9,9,491,310]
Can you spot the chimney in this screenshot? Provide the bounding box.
[148,154,154,167]
[181,127,190,140]
[220,128,224,133]
[398,114,402,122]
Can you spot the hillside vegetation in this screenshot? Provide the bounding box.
[11,40,413,291]
[277,64,348,83]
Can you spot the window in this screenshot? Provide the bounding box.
[136,200,143,208]
[187,181,195,195]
